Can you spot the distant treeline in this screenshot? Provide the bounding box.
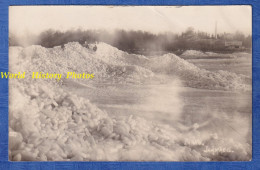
[10,28,252,54]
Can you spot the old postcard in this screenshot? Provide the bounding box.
[8,6,252,161]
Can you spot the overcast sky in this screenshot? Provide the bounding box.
[9,6,252,36]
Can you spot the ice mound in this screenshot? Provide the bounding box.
[182,50,238,59]
[8,80,199,161]
[9,42,154,85]
[104,64,154,84]
[94,42,128,65]
[181,50,207,57]
[149,53,251,91]
[9,80,251,161]
[205,52,237,58]
[95,42,150,66]
[204,52,219,56]
[232,52,251,58]
[9,42,251,90]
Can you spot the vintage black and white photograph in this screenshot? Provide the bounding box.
[8,6,252,161]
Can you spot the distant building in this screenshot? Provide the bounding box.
[224,41,243,49]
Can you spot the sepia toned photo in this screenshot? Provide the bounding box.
[8,6,252,161]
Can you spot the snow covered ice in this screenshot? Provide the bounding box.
[9,42,252,161]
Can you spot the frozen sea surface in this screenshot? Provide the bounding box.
[68,83,251,143]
